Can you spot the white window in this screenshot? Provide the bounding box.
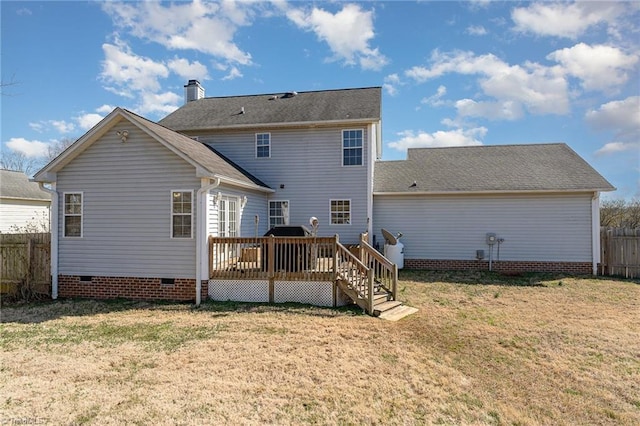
[269,200,289,228]
[218,196,238,237]
[256,133,270,158]
[342,129,363,166]
[330,199,351,225]
[63,192,83,237]
[171,190,193,238]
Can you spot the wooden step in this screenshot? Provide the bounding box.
[373,300,402,316]
[378,305,419,321]
[373,292,390,304]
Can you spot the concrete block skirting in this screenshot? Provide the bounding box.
[58,275,207,302]
[403,259,592,274]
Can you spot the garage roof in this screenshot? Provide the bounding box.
[374,143,615,194]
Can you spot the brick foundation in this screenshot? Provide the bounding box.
[404,259,592,275]
[58,275,208,302]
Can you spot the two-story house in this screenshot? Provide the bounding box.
[33,82,614,306]
[33,84,382,304]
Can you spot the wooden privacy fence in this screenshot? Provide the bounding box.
[0,232,51,296]
[600,227,640,279]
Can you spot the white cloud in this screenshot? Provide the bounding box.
[222,66,242,81]
[286,3,387,70]
[455,99,523,121]
[586,96,640,129]
[16,8,32,16]
[511,2,628,39]
[405,50,569,118]
[136,91,182,116]
[547,43,638,93]
[587,97,640,157]
[101,1,253,65]
[75,113,104,131]
[167,58,209,81]
[466,25,487,36]
[596,142,640,156]
[383,74,401,96]
[27,120,75,134]
[100,40,169,93]
[421,85,447,107]
[388,127,486,152]
[96,104,115,114]
[49,120,75,134]
[6,138,49,158]
[28,122,44,133]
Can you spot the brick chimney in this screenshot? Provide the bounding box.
[184,80,205,104]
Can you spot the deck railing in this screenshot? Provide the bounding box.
[208,235,337,281]
[208,234,398,314]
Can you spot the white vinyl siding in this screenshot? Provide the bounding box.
[199,126,371,243]
[55,122,200,278]
[63,192,83,237]
[372,193,593,262]
[171,190,193,238]
[330,199,351,225]
[0,200,50,233]
[207,188,268,238]
[256,133,270,158]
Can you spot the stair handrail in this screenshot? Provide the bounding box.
[358,239,398,301]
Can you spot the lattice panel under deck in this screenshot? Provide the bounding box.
[274,281,333,307]
[208,280,269,302]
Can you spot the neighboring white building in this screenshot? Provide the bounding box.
[0,169,51,233]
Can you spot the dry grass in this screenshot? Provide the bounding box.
[1,272,639,425]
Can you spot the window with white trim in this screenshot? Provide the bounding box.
[63,192,83,237]
[269,200,289,228]
[171,190,193,238]
[330,199,351,225]
[256,133,270,158]
[342,129,363,166]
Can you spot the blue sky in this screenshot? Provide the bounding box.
[2,1,638,199]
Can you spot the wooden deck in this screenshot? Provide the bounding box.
[208,234,405,316]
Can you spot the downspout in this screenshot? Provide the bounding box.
[39,183,59,299]
[195,177,221,306]
[591,191,600,276]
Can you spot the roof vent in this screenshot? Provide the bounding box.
[282,91,298,99]
[184,80,205,104]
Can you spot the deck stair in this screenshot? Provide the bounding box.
[335,236,417,320]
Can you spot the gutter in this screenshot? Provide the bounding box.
[195,178,221,306]
[373,189,614,196]
[38,182,59,299]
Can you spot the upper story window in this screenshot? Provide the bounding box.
[171,190,193,238]
[269,200,289,228]
[256,133,271,158]
[330,199,351,225]
[342,129,363,166]
[63,192,83,237]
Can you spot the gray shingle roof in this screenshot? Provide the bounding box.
[123,109,270,189]
[159,87,382,131]
[0,170,51,200]
[374,143,615,193]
